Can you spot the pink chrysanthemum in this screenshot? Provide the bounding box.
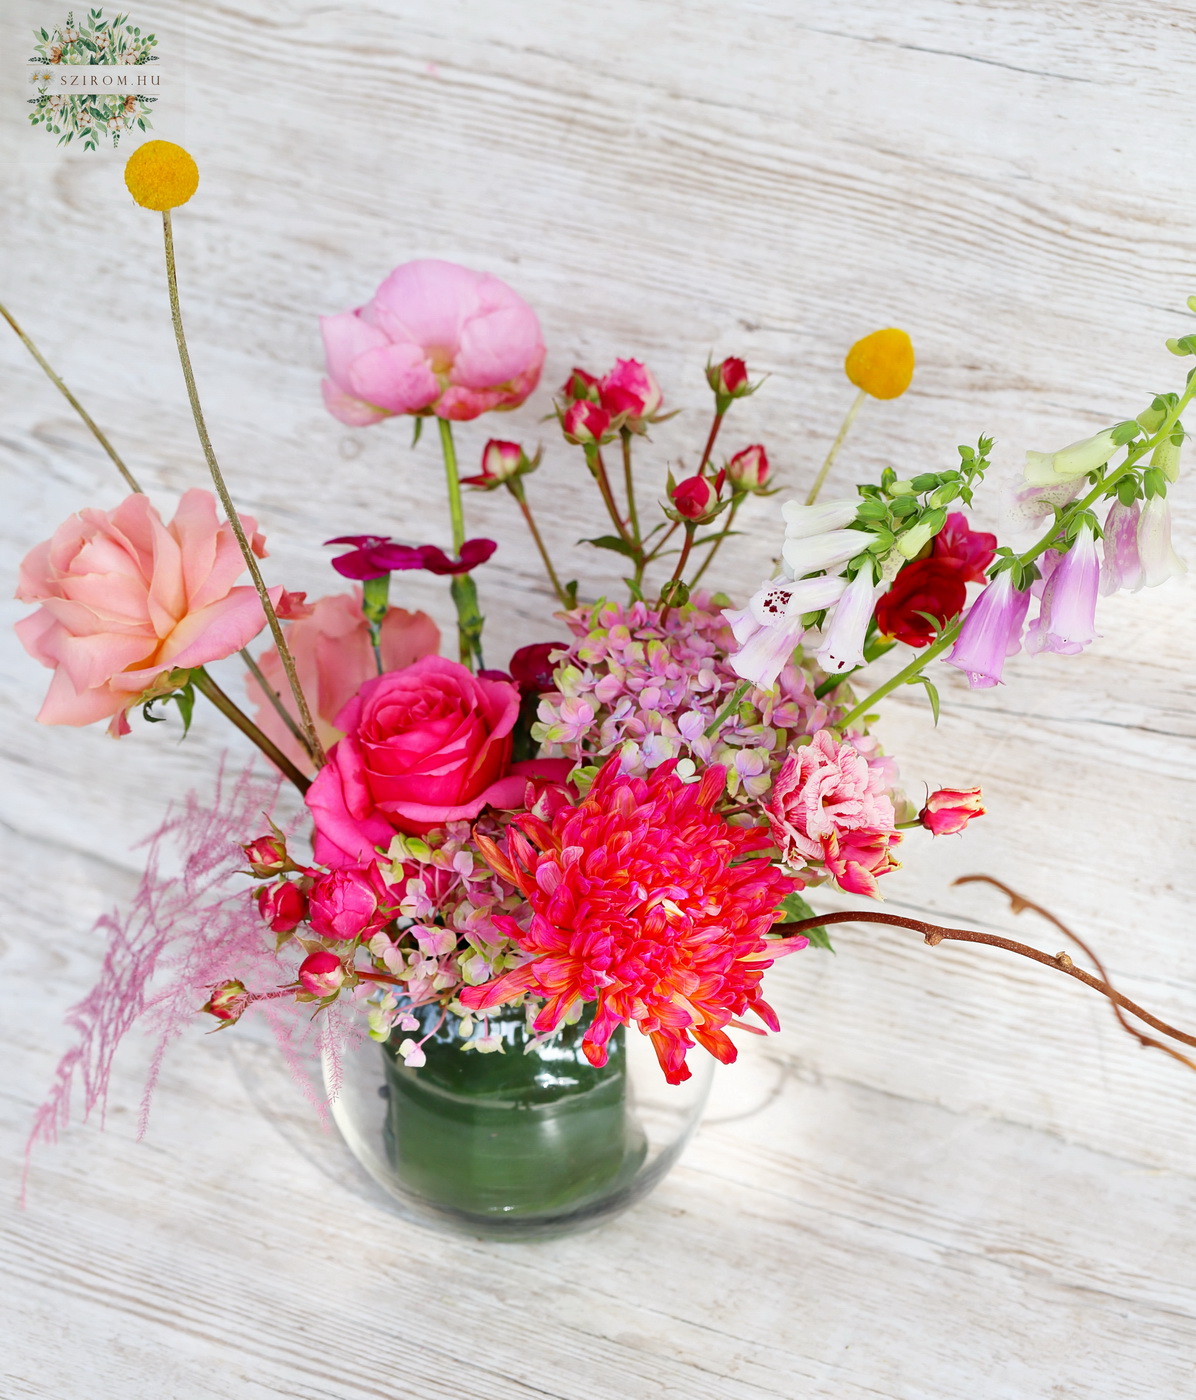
[460,758,804,1083]
[765,729,901,897]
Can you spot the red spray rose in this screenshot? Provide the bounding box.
[874,559,968,647]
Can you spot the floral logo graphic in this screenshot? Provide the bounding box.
[27,8,159,151]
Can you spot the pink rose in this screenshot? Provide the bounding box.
[245,590,440,771]
[257,880,307,933]
[305,656,571,864]
[598,358,663,422]
[725,444,771,493]
[320,259,545,426]
[297,950,346,996]
[15,490,276,732]
[561,399,612,444]
[671,475,720,521]
[307,863,399,942]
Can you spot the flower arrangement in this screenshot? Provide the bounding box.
[10,143,1196,1194]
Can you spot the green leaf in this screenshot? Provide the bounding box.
[624,576,646,603]
[908,674,941,725]
[775,891,833,952]
[411,416,423,447]
[580,534,636,559]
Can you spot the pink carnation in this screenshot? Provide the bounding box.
[16,490,276,732]
[765,730,901,897]
[320,259,545,425]
[245,591,440,771]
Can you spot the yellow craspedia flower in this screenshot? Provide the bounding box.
[124,141,199,211]
[844,327,915,400]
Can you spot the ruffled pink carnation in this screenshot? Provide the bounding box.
[766,730,901,897]
[16,490,276,732]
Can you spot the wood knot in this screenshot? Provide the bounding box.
[1056,952,1073,968]
[924,931,945,947]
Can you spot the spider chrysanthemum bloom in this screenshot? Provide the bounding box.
[460,759,805,1083]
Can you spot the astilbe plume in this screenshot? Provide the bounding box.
[460,758,805,1083]
[25,762,353,1187]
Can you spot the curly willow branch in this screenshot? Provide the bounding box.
[778,878,1196,1074]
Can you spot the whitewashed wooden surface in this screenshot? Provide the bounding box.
[3,1,1196,1395]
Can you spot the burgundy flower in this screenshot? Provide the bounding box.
[508,641,566,694]
[874,559,967,648]
[326,534,497,580]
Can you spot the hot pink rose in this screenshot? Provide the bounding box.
[16,489,276,732]
[307,863,399,942]
[305,655,572,864]
[245,591,440,771]
[320,259,545,426]
[598,358,663,422]
[919,787,985,836]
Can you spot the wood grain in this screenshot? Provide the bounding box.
[3,1,1196,1395]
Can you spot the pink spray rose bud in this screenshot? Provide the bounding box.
[257,880,308,934]
[202,980,250,1024]
[919,787,985,835]
[242,832,291,878]
[307,863,398,942]
[725,444,771,493]
[562,399,612,445]
[560,367,602,402]
[461,439,535,491]
[598,358,663,423]
[671,474,720,521]
[297,950,347,997]
[706,356,751,402]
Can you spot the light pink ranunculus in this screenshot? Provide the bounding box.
[15,490,276,731]
[245,591,440,771]
[320,259,545,426]
[305,656,571,865]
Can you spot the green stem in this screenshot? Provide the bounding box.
[509,479,569,607]
[239,647,314,760]
[160,211,325,768]
[436,417,466,553]
[192,668,311,794]
[806,387,867,505]
[704,679,750,738]
[697,408,725,476]
[621,427,642,546]
[1,298,143,494]
[689,497,741,587]
[589,444,634,546]
[834,373,1196,733]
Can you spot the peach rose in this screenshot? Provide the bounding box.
[245,591,440,771]
[15,490,276,732]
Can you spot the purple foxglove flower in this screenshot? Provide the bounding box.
[816,567,881,674]
[782,529,863,579]
[1025,521,1101,656]
[725,574,847,690]
[781,497,859,539]
[1024,429,1118,488]
[945,570,1031,689]
[1100,499,1143,595]
[1137,495,1187,587]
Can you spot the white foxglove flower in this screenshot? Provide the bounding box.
[816,568,881,674]
[782,529,862,579]
[781,497,859,539]
[1137,495,1187,587]
[724,574,847,690]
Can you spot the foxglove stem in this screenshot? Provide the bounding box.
[160,211,326,768]
[192,668,310,794]
[689,497,741,586]
[508,477,569,606]
[1,298,144,494]
[835,621,962,731]
[806,387,867,506]
[620,427,642,545]
[239,647,315,759]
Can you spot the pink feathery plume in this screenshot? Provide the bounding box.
[23,759,346,1193]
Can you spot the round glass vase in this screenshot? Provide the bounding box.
[325,1003,712,1241]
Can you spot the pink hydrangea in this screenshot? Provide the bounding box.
[765,730,901,897]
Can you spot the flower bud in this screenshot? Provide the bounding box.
[671,475,720,521]
[308,863,397,942]
[257,880,307,934]
[202,980,249,1023]
[242,832,290,878]
[461,439,535,490]
[845,328,915,400]
[1024,429,1118,488]
[725,444,771,492]
[706,356,751,404]
[508,641,564,694]
[919,788,985,836]
[560,367,601,402]
[599,359,663,422]
[1151,430,1182,484]
[896,511,945,560]
[562,399,612,445]
[297,950,347,997]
